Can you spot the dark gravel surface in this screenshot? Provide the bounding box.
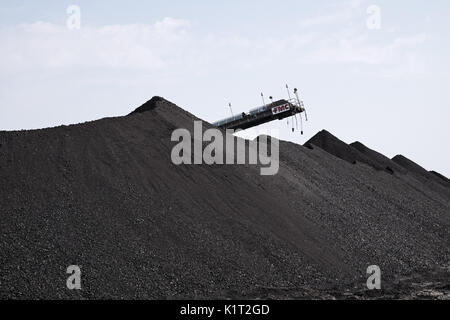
[305,130,384,171]
[0,97,449,299]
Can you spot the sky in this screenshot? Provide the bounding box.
[0,0,449,176]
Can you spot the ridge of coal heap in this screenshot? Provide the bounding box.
[392,154,449,186]
[304,129,385,172]
[430,170,450,184]
[0,97,449,299]
[129,96,166,114]
[350,141,405,175]
[392,154,431,177]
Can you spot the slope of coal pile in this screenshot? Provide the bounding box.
[0,97,449,299]
[392,154,449,185]
[277,139,450,297]
[0,98,350,299]
[350,141,405,174]
[430,171,450,184]
[305,130,384,171]
[392,154,450,193]
[129,96,165,114]
[351,142,450,205]
[392,154,431,177]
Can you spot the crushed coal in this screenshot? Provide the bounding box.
[392,154,449,188]
[350,141,406,175]
[129,96,166,115]
[392,154,430,176]
[0,97,448,299]
[305,130,383,171]
[430,171,450,184]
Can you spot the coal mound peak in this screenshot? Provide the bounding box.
[129,96,167,114]
[350,141,405,175]
[392,154,450,186]
[304,130,382,170]
[350,141,369,153]
[430,171,450,184]
[392,154,429,176]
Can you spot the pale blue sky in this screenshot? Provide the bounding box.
[1,1,449,176]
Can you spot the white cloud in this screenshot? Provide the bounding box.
[298,11,352,28]
[394,33,427,46]
[301,31,427,66]
[0,13,428,78]
[0,18,191,70]
[290,0,425,73]
[154,17,190,34]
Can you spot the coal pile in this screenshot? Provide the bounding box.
[350,141,405,175]
[129,96,166,115]
[0,97,449,299]
[305,130,384,171]
[392,154,430,176]
[430,171,450,184]
[392,154,450,187]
